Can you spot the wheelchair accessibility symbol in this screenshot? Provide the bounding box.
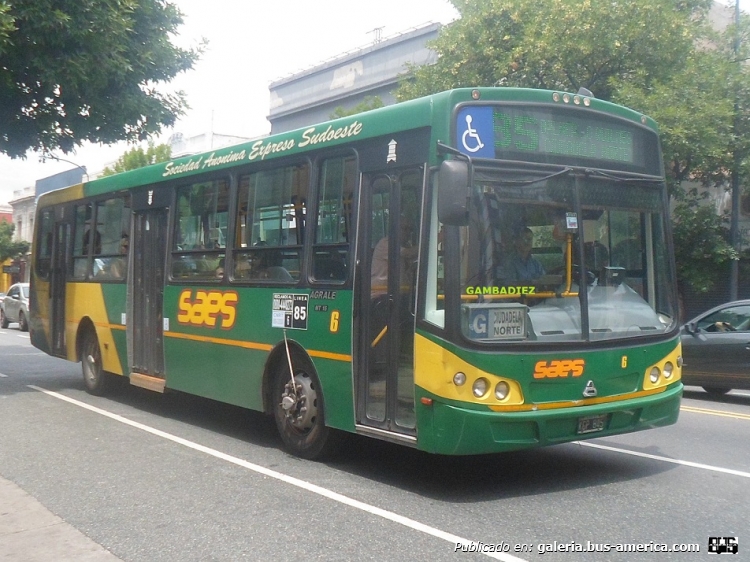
[461,115,484,153]
[456,107,493,157]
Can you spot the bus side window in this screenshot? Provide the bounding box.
[72,204,93,280]
[35,209,54,280]
[311,155,356,283]
[233,163,308,282]
[172,179,229,281]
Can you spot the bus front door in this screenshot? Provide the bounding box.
[131,209,168,382]
[356,169,421,437]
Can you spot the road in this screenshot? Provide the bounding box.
[1,325,747,561]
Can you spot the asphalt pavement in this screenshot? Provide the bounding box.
[0,475,121,561]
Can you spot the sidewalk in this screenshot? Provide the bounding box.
[0,476,122,561]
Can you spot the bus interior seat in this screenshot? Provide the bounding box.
[261,266,294,282]
[313,258,347,281]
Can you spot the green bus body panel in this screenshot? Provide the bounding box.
[160,285,355,430]
[416,383,681,455]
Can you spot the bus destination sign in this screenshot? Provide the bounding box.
[455,104,658,174]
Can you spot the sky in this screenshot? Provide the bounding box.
[1,0,748,205]
[0,0,459,205]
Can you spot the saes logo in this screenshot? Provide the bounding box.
[533,359,585,379]
[177,289,238,329]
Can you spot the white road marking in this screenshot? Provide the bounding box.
[0,373,7,378]
[576,441,750,478]
[27,385,527,562]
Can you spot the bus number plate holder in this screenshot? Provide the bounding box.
[577,414,607,434]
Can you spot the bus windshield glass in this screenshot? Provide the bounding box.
[456,171,677,343]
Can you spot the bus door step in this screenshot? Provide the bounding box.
[130,372,166,393]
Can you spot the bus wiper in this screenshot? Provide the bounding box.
[491,167,572,186]
[584,169,661,184]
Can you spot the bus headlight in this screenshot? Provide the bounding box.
[649,367,660,384]
[663,362,674,379]
[495,381,509,400]
[472,378,488,398]
[453,372,466,386]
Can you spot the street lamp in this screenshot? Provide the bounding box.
[44,155,89,182]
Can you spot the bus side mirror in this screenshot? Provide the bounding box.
[685,322,698,335]
[438,160,470,226]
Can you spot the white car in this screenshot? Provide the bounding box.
[1,282,30,331]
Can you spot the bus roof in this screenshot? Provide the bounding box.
[37,87,657,206]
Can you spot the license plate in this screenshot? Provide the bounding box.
[577,414,607,434]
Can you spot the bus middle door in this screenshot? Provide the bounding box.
[131,205,168,388]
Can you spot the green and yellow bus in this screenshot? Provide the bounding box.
[30,87,682,459]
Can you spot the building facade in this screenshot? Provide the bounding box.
[268,23,440,134]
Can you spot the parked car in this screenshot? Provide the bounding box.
[680,299,750,395]
[1,283,30,332]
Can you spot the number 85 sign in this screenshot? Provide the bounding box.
[272,294,309,330]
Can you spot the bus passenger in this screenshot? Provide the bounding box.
[109,234,130,279]
[371,219,418,297]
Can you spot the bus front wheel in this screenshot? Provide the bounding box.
[272,355,341,460]
[81,329,109,396]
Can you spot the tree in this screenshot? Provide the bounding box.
[330,96,384,119]
[0,221,29,263]
[0,0,201,159]
[614,14,750,298]
[101,142,172,177]
[672,199,737,295]
[397,0,712,102]
[614,48,735,195]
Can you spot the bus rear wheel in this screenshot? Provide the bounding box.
[81,330,109,396]
[272,355,341,460]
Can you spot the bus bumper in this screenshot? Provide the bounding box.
[421,383,683,455]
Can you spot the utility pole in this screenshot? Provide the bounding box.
[729,0,741,301]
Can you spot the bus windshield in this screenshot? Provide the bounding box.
[455,170,677,343]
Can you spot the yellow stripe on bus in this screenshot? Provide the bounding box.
[163,331,352,362]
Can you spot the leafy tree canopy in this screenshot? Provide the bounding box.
[101,142,172,177]
[398,0,713,102]
[0,221,29,263]
[330,96,384,119]
[672,198,738,294]
[0,0,201,159]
